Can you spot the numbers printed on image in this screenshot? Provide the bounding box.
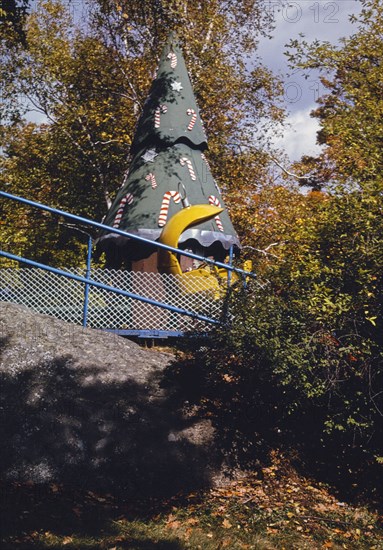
[283,81,323,104]
[310,2,340,23]
[284,82,302,103]
[265,1,340,24]
[308,81,321,102]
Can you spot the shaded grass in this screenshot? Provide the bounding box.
[2,452,382,550]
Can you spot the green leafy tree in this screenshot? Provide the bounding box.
[0,122,91,266]
[0,0,29,44]
[287,0,383,192]
[182,188,382,495]
[184,0,383,493]
[0,0,285,266]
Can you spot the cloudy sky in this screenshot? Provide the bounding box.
[257,0,362,160]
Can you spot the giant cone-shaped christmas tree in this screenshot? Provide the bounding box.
[97,33,240,270]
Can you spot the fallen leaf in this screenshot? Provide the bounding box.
[184,528,193,540]
[222,518,232,529]
[168,520,181,530]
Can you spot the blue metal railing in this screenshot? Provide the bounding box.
[0,191,255,279]
[0,190,255,335]
[0,250,220,326]
[82,234,93,327]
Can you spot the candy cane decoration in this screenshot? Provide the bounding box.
[180,157,196,180]
[145,172,157,189]
[201,152,211,169]
[208,195,224,232]
[167,52,177,68]
[154,104,168,128]
[158,191,181,227]
[186,108,197,131]
[113,193,134,228]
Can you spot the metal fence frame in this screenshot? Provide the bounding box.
[0,190,255,337]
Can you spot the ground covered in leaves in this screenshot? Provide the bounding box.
[1,452,382,549]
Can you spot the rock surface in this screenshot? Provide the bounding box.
[0,302,216,496]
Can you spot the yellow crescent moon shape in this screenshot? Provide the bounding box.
[158,204,224,276]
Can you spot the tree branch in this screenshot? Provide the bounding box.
[269,155,312,181]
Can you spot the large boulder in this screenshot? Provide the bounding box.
[0,302,216,496]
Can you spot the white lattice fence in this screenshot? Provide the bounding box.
[0,268,223,333]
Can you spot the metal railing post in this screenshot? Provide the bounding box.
[227,245,234,291]
[82,235,92,327]
[223,245,234,325]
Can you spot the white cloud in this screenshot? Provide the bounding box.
[272,107,323,161]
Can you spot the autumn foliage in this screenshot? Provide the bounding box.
[1,0,383,505]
